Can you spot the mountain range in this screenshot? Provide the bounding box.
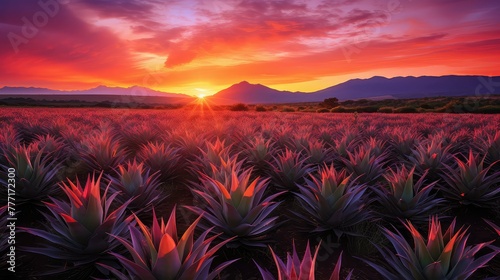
[2,75,499,105]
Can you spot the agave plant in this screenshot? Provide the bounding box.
[186,168,284,247]
[108,160,165,214]
[79,131,127,173]
[342,146,387,184]
[407,139,454,177]
[192,138,235,176]
[364,216,499,280]
[269,148,314,191]
[304,139,334,166]
[475,130,500,167]
[0,145,61,204]
[294,165,370,238]
[137,142,182,181]
[333,129,360,158]
[255,241,352,280]
[100,208,237,280]
[118,123,161,151]
[388,127,421,158]
[243,136,277,174]
[21,174,132,275]
[441,150,500,209]
[29,134,67,161]
[372,166,444,224]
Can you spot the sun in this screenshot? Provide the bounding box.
[197,94,206,99]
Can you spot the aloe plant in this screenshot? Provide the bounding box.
[372,166,444,224]
[1,145,61,204]
[21,174,132,275]
[388,127,421,158]
[243,136,277,174]
[119,123,160,151]
[294,165,370,238]
[342,146,387,184]
[441,150,500,209]
[304,139,334,166]
[108,160,165,214]
[192,138,235,176]
[269,148,314,191]
[364,216,499,280]
[475,130,500,166]
[255,241,352,280]
[79,131,127,173]
[407,139,454,177]
[100,208,237,280]
[186,168,284,247]
[138,142,182,181]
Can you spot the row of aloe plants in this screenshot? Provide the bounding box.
[0,108,499,279]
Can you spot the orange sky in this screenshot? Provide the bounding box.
[1,0,500,96]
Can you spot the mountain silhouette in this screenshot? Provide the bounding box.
[208,75,500,104]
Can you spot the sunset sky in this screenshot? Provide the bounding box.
[1,0,500,96]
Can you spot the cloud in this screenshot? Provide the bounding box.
[0,0,142,87]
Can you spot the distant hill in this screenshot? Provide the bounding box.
[208,75,500,104]
[207,81,312,104]
[0,85,194,105]
[0,85,190,98]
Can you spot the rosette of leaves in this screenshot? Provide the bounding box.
[79,131,127,173]
[364,216,499,280]
[342,146,388,184]
[21,174,132,276]
[269,148,314,191]
[100,208,237,280]
[407,139,454,178]
[294,165,371,239]
[372,166,444,224]
[243,136,277,174]
[108,160,165,214]
[441,150,500,209]
[138,142,182,181]
[255,241,352,280]
[1,145,61,205]
[186,168,284,247]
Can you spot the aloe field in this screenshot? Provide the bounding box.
[1,107,499,279]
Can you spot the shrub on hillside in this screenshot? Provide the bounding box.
[378,107,393,113]
[393,106,417,113]
[331,106,357,113]
[255,105,267,112]
[230,103,249,111]
[316,108,330,113]
[355,106,379,113]
[281,107,295,112]
[476,105,500,114]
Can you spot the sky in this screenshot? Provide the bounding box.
[1,0,500,96]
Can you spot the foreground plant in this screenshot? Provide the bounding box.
[294,165,370,238]
[21,174,132,275]
[79,131,127,173]
[269,148,314,191]
[137,142,182,181]
[441,150,500,209]
[364,216,499,280]
[187,168,284,247]
[255,241,352,280]
[100,208,237,280]
[372,166,444,224]
[108,160,165,214]
[1,145,61,204]
[407,139,454,177]
[342,146,387,184]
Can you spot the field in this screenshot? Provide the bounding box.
[1,107,499,279]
